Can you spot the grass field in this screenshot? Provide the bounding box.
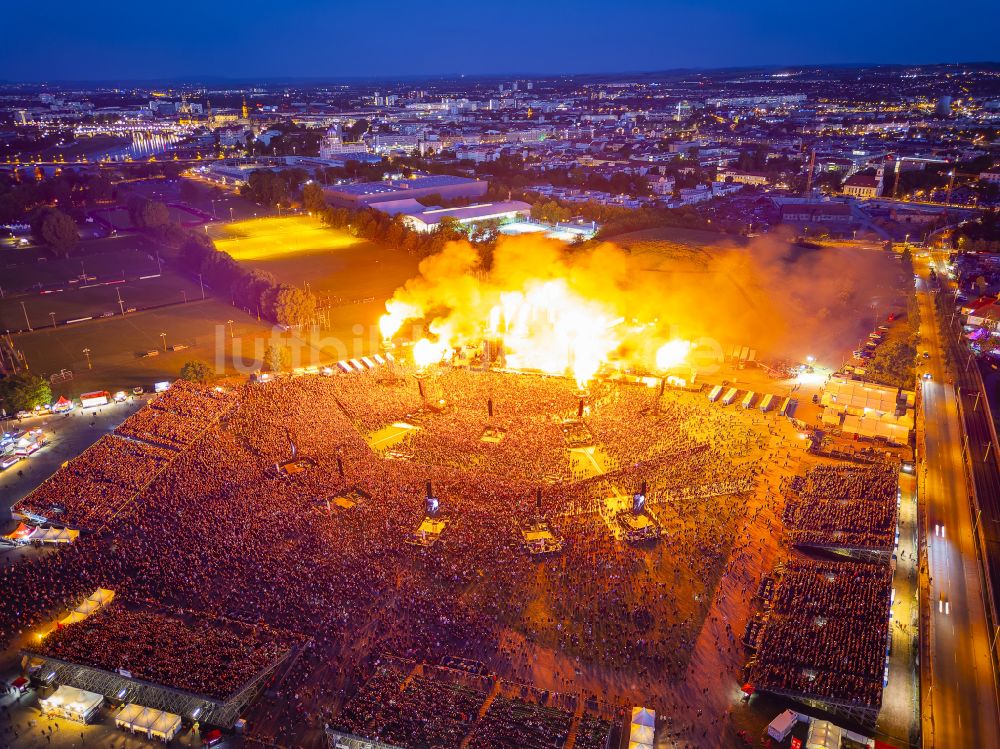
[6,216,419,393]
[1,271,205,331]
[210,216,419,299]
[210,216,420,355]
[14,300,280,395]
[211,216,361,261]
[91,205,203,231]
[0,238,162,293]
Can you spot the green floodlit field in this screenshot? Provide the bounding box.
[212,215,361,261]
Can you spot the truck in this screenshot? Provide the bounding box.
[721,387,739,406]
[741,391,756,409]
[759,393,775,413]
[80,390,110,408]
[707,385,723,403]
[779,397,795,417]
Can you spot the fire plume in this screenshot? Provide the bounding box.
[378,236,693,385]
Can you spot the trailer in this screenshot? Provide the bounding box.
[80,391,110,409]
[741,391,756,409]
[707,385,723,403]
[721,387,739,406]
[779,397,795,417]
[759,393,775,412]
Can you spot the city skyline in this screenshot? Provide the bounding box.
[2,0,999,81]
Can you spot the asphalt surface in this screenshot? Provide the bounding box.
[915,255,1000,748]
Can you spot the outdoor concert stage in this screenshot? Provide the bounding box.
[521,520,565,554]
[406,516,450,547]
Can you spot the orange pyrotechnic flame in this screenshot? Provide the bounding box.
[378,236,693,386]
[412,337,448,368]
[655,339,691,370]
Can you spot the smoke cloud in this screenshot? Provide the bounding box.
[380,231,902,375]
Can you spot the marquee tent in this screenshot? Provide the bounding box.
[115,703,182,742]
[39,685,103,723]
[33,527,80,545]
[58,611,87,626]
[629,706,656,748]
[3,522,37,543]
[87,588,115,607]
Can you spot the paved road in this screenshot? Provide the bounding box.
[915,255,1000,748]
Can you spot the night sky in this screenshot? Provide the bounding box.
[2,0,997,82]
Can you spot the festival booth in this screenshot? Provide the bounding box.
[52,396,75,414]
[628,706,656,748]
[3,522,38,544]
[115,703,182,742]
[56,588,115,627]
[805,719,843,749]
[39,685,103,723]
[33,526,80,545]
[57,611,88,626]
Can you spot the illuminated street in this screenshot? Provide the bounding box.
[915,252,1000,747]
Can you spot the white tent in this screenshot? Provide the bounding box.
[33,527,80,544]
[86,588,115,607]
[806,719,843,749]
[115,703,182,742]
[39,685,103,723]
[74,599,101,616]
[58,611,87,626]
[629,706,656,747]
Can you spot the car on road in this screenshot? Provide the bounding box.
[923,372,933,380]
[923,351,930,358]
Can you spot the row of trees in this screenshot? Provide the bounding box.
[175,233,318,327]
[312,202,480,259]
[0,373,51,414]
[126,196,171,229]
[30,206,79,256]
[864,250,920,389]
[241,169,311,207]
[524,195,713,238]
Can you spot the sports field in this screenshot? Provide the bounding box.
[13,300,279,395]
[91,204,204,231]
[0,271,204,331]
[211,216,420,300]
[211,215,361,261]
[0,238,162,293]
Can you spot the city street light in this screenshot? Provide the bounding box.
[160,332,167,351]
[83,348,92,369]
[49,312,56,329]
[227,319,235,339]
[20,300,32,331]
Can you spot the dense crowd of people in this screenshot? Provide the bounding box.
[12,435,174,528]
[332,662,486,748]
[12,381,236,528]
[2,368,771,745]
[114,380,235,450]
[27,604,298,701]
[782,463,899,551]
[747,559,892,711]
[468,695,572,749]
